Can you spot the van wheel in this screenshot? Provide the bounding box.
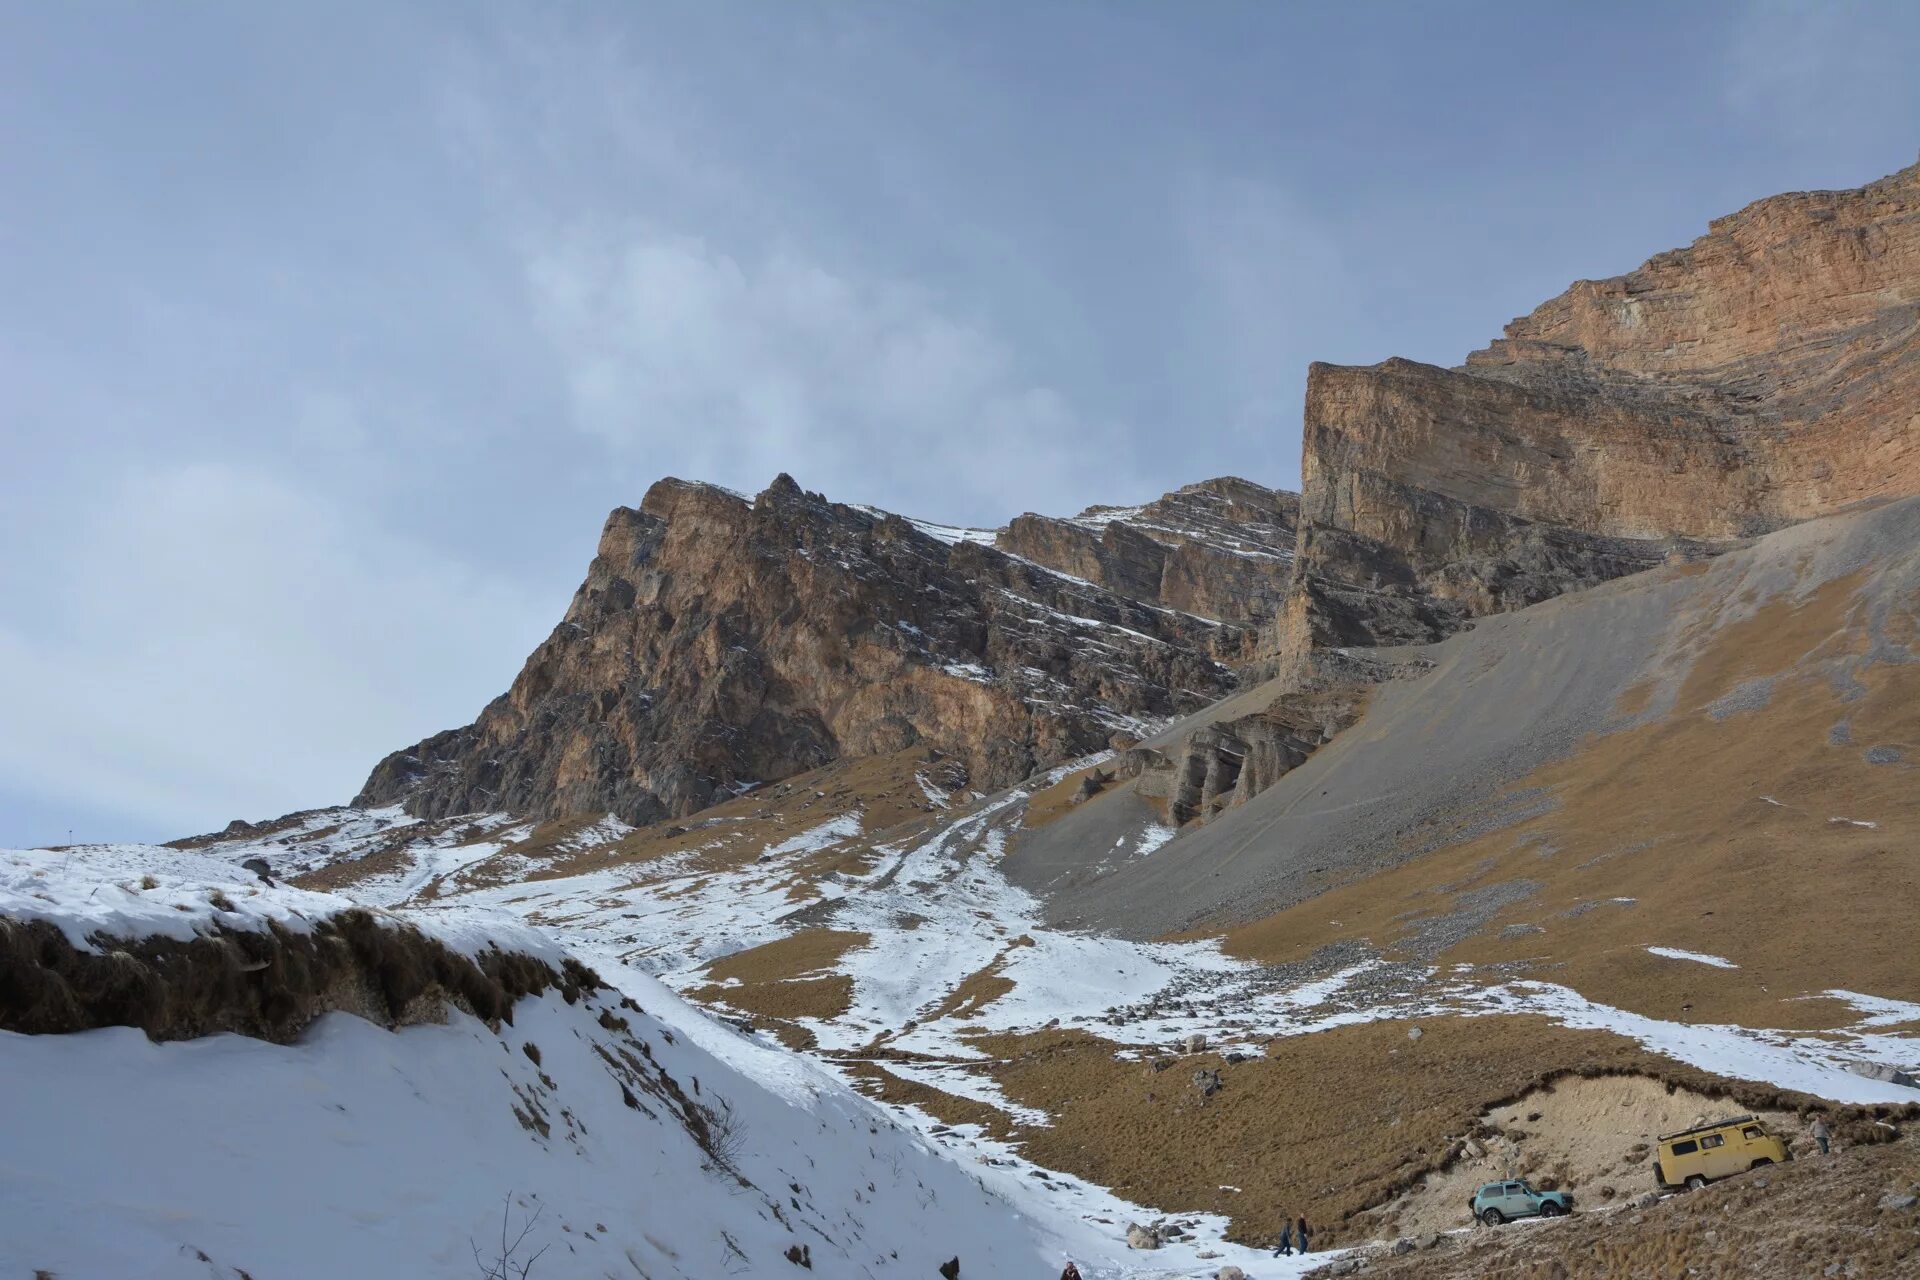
[1480,1208,1505,1226]
[1685,1175,1707,1191]
[1749,1158,1774,1170]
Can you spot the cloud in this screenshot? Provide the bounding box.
[524,226,1102,520]
[0,462,548,839]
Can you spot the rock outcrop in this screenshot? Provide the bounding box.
[359,475,1299,825]
[1277,156,1920,662]
[997,478,1297,649]
[1142,157,1920,821]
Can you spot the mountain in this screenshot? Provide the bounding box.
[1126,156,1920,831]
[356,474,1298,826]
[12,157,1920,1273]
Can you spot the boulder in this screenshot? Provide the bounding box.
[1125,1223,1160,1250]
[1215,1268,1247,1280]
[1848,1061,1918,1088]
[1879,1192,1918,1212]
[1183,1032,1207,1054]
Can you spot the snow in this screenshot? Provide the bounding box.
[916,771,953,810]
[0,841,1318,1279]
[1469,981,1920,1104]
[0,843,351,952]
[11,738,1919,1274]
[0,986,1079,1278]
[1646,946,1740,969]
[850,506,999,547]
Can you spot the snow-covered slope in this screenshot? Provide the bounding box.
[0,842,1291,1278]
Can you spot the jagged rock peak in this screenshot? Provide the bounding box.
[357,474,1294,826]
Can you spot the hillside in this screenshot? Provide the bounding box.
[0,842,1291,1278]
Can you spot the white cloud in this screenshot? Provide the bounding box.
[525,227,1097,519]
[0,463,548,837]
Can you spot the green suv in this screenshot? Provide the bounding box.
[1470,1179,1573,1225]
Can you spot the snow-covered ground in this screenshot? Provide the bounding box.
[0,841,1307,1279]
[10,746,1919,1277]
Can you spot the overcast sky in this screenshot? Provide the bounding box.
[4,1,1918,844]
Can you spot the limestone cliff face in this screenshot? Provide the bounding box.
[358,475,1298,825]
[1278,156,1920,662]
[1143,157,1920,826]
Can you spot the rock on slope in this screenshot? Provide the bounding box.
[357,473,1297,826]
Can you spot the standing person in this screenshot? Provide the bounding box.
[1297,1216,1312,1255]
[1271,1217,1293,1256]
[1059,1261,1082,1280]
[1811,1114,1832,1156]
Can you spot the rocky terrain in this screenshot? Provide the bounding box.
[13,157,1920,1277]
[358,474,1299,827]
[1123,156,1920,829]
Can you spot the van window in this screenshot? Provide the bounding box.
[1742,1126,1764,1140]
[1700,1134,1725,1149]
[1670,1139,1698,1155]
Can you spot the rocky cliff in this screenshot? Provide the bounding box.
[1138,157,1920,822]
[1279,156,1920,662]
[358,475,1299,825]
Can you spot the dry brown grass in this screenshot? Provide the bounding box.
[0,912,600,1042]
[841,1059,1018,1139]
[502,747,965,892]
[689,976,854,1021]
[703,929,871,985]
[1022,765,1113,831]
[955,1014,1895,1247]
[687,928,869,1023]
[1224,570,1920,1029]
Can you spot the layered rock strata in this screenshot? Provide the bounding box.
[360,475,1298,825]
[1279,157,1920,662]
[1144,158,1920,821]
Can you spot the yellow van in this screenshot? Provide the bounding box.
[1653,1115,1790,1190]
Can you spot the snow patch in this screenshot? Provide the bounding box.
[1646,946,1739,969]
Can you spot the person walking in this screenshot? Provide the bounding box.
[1296,1216,1312,1255]
[1811,1114,1832,1156]
[1271,1218,1293,1256]
[1059,1261,1082,1280]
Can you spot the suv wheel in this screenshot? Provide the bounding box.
[1480,1208,1504,1226]
[1685,1174,1707,1191]
[1539,1202,1565,1217]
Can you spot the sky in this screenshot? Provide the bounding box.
[3,1,1918,844]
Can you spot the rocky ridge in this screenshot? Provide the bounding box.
[358,474,1299,825]
[1129,156,1920,824]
